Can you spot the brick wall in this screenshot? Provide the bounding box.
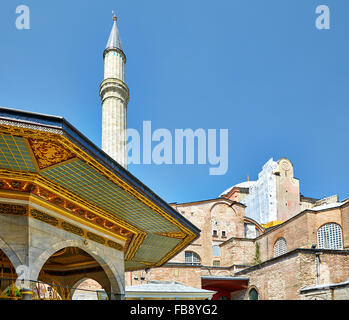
[341,204,349,248]
[220,238,255,266]
[125,200,349,300]
[169,200,246,266]
[126,265,203,289]
[257,207,344,262]
[235,250,349,300]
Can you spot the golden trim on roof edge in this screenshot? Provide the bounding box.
[0,122,198,270]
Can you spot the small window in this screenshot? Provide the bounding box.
[185,251,200,264]
[274,238,287,258]
[212,230,218,237]
[249,288,258,300]
[245,223,257,239]
[222,231,226,238]
[317,223,343,249]
[213,260,220,267]
[212,245,220,257]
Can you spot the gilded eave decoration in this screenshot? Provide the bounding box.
[0,118,199,271]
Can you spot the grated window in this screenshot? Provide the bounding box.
[185,251,200,264]
[273,238,287,258]
[317,223,343,249]
[213,260,220,267]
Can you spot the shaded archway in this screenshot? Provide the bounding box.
[71,278,106,300]
[34,245,122,300]
[30,239,124,299]
[248,288,259,300]
[0,238,22,273]
[0,248,18,298]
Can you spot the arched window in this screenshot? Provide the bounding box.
[248,288,258,300]
[273,238,287,258]
[212,245,220,257]
[317,223,343,249]
[185,251,200,264]
[245,223,258,239]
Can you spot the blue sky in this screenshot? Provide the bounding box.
[0,0,348,204]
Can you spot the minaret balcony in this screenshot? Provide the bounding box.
[99,78,129,104]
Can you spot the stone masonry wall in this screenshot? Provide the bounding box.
[126,266,203,289]
[257,208,343,262]
[235,251,349,300]
[341,204,349,248]
[220,238,255,266]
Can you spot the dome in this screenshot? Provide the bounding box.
[219,180,256,197]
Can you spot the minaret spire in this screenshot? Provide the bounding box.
[99,14,129,169]
[106,13,123,52]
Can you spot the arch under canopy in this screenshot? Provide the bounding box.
[34,246,121,300]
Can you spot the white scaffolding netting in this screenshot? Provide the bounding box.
[242,158,278,224]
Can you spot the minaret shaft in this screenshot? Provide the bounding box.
[101,94,127,165]
[104,51,125,80]
[100,18,129,169]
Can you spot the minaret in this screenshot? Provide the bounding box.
[100,14,129,169]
